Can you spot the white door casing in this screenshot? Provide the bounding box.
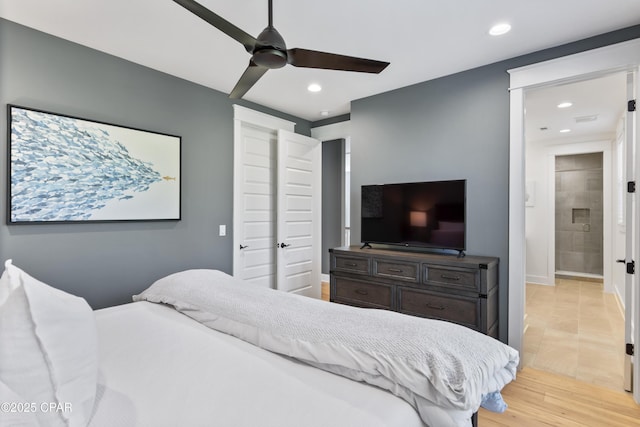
[276,129,322,298]
[508,39,640,402]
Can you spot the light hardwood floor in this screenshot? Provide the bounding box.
[478,366,640,426]
[321,281,640,426]
[321,280,330,301]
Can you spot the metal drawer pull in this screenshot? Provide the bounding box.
[346,262,358,267]
[388,268,403,273]
[355,289,369,296]
[426,303,446,310]
[440,274,460,281]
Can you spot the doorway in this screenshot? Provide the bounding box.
[509,38,640,402]
[522,74,627,390]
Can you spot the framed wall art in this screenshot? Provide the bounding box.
[7,105,181,223]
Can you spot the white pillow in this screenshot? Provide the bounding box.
[0,260,98,427]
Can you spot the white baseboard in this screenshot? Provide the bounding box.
[613,286,625,317]
[525,274,554,286]
[555,270,604,281]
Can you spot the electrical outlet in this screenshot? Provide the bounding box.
[219,225,226,236]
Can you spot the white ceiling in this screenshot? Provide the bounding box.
[0,0,639,123]
[525,72,628,144]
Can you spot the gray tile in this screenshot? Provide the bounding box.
[585,253,604,275]
[556,231,574,251]
[580,152,603,170]
[586,171,603,191]
[572,232,585,251]
[558,251,585,272]
[555,155,575,172]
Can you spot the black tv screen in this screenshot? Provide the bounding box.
[361,180,466,250]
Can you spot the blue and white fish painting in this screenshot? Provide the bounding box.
[10,107,165,222]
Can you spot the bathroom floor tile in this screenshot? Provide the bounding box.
[523,278,626,392]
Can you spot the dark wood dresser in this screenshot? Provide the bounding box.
[329,246,499,338]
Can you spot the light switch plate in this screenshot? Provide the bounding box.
[219,225,226,236]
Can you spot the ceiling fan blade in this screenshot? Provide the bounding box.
[229,61,269,99]
[173,0,256,52]
[287,48,389,73]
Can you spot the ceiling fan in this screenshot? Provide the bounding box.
[173,0,390,99]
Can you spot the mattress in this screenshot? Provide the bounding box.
[89,301,439,427]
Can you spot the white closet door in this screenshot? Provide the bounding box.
[276,129,322,297]
[233,122,277,288]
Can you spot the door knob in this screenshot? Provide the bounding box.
[239,244,248,250]
[279,242,291,248]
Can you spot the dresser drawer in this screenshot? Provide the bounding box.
[333,277,392,309]
[398,288,479,330]
[423,265,479,293]
[373,259,419,283]
[332,255,370,275]
[329,247,498,337]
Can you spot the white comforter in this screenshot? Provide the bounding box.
[134,269,518,426]
[90,302,428,427]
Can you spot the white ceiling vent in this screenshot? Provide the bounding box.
[574,115,598,123]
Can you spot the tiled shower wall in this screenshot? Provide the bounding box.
[555,152,603,276]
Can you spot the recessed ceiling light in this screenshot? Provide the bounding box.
[307,83,322,92]
[557,102,573,108]
[560,129,572,133]
[320,110,329,117]
[489,23,511,36]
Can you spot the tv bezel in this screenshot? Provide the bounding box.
[360,179,467,252]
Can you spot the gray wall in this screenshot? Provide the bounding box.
[0,19,310,309]
[349,26,640,343]
[351,64,510,343]
[322,139,344,274]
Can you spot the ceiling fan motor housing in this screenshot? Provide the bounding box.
[252,26,288,69]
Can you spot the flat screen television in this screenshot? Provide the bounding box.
[361,179,466,251]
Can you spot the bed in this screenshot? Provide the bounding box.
[0,260,518,427]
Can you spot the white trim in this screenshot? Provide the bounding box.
[233,104,295,132]
[525,275,554,286]
[321,273,330,283]
[508,37,640,387]
[555,271,605,280]
[311,121,351,141]
[509,38,640,90]
[508,86,526,356]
